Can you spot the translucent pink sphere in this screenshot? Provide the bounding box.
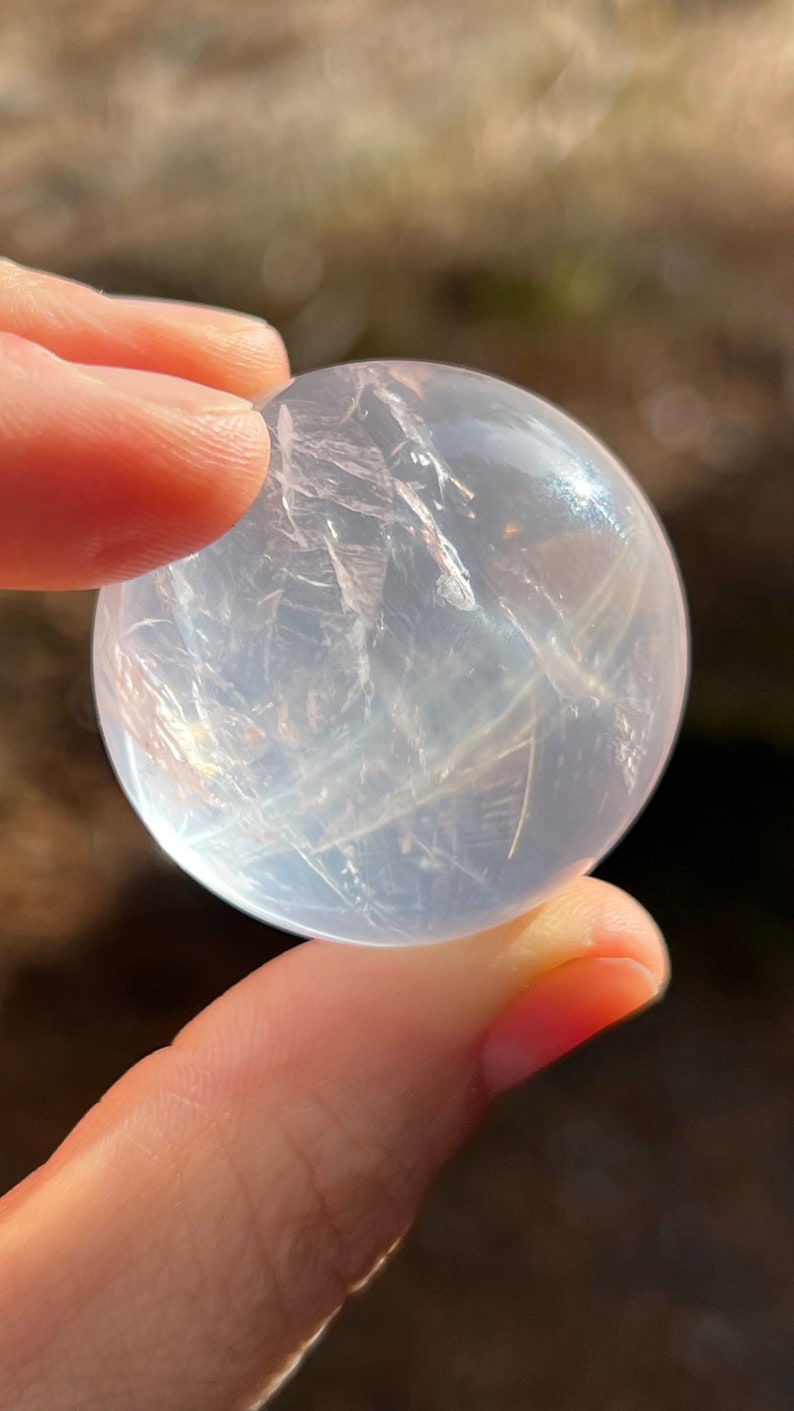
[94,362,688,945]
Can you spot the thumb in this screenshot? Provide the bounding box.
[0,878,667,1411]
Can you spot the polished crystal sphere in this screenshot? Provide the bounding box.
[93,361,688,946]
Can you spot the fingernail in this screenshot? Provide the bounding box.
[481,956,663,1097]
[77,364,256,414]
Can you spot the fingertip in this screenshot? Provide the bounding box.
[81,402,271,586]
[509,878,670,992]
[481,954,663,1096]
[110,297,291,400]
[475,878,669,1097]
[0,261,291,401]
[0,341,271,589]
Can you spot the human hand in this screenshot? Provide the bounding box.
[0,259,670,1410]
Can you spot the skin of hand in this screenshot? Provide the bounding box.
[0,258,670,1411]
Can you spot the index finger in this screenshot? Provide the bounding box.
[0,259,289,398]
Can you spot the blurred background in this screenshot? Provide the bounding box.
[1,0,793,1406]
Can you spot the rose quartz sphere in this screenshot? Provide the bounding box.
[94,362,688,945]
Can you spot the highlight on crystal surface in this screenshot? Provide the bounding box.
[93,361,688,946]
